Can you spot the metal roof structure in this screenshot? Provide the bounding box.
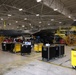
[0,0,75,31]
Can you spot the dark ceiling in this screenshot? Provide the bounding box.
[0,0,75,32]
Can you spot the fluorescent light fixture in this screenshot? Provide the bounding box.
[8,14,12,16]
[48,23,50,25]
[22,25,25,27]
[24,18,27,20]
[16,21,18,23]
[74,19,76,21]
[39,21,42,23]
[36,0,42,2]
[51,19,54,21]
[9,23,11,25]
[1,18,3,20]
[68,16,71,18]
[36,14,39,16]
[19,8,23,11]
[54,8,58,11]
[29,23,31,26]
[17,26,19,28]
[59,22,62,24]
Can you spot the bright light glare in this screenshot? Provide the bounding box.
[36,0,42,2]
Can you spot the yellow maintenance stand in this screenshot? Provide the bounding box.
[71,48,76,69]
[13,43,21,53]
[34,44,39,52]
[38,43,43,52]
[34,43,43,52]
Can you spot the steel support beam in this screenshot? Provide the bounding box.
[43,0,75,20]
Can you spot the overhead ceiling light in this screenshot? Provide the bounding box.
[9,23,11,25]
[48,23,50,25]
[17,26,19,28]
[68,16,71,18]
[16,21,18,23]
[39,21,42,23]
[59,22,62,24]
[8,14,12,16]
[36,0,42,2]
[1,18,3,20]
[19,8,23,11]
[74,19,76,21]
[22,25,25,27]
[36,14,39,16]
[24,18,27,20]
[54,8,58,11]
[29,23,31,26]
[51,19,54,21]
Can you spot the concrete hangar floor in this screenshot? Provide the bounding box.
[0,45,76,75]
